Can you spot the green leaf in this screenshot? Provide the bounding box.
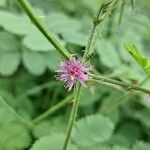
[105,109,120,124]
[79,145,130,150]
[114,122,141,147]
[23,28,55,51]
[0,31,20,76]
[0,52,20,76]
[112,145,130,150]
[0,95,27,124]
[109,134,129,147]
[124,44,150,76]
[0,122,31,150]
[78,145,111,150]
[47,12,81,34]
[0,95,16,123]
[132,141,150,150]
[99,90,124,114]
[79,87,100,106]
[0,11,33,35]
[62,32,88,46]
[32,116,67,138]
[72,115,114,146]
[22,50,46,75]
[45,51,60,71]
[141,94,150,108]
[134,109,150,128]
[30,133,77,150]
[0,31,20,52]
[0,0,6,7]
[0,11,77,51]
[0,11,59,52]
[97,39,121,68]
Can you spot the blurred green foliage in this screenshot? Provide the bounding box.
[0,0,150,150]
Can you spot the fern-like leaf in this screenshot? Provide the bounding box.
[124,44,150,76]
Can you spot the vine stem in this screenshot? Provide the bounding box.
[32,94,73,124]
[63,84,81,150]
[90,73,150,94]
[18,0,71,60]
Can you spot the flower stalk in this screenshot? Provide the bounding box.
[63,84,81,150]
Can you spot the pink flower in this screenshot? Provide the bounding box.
[56,59,91,91]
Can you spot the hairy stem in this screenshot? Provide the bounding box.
[91,73,150,94]
[83,0,118,62]
[32,94,73,124]
[63,84,81,150]
[18,0,71,59]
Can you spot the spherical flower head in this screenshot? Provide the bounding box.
[56,59,91,91]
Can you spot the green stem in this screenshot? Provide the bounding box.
[32,94,73,124]
[63,84,81,150]
[83,0,118,62]
[18,0,71,60]
[100,76,149,114]
[91,73,150,94]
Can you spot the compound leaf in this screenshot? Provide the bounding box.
[124,44,150,76]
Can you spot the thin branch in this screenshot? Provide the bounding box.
[83,0,118,62]
[90,73,150,94]
[18,0,71,60]
[32,94,73,124]
[63,84,81,150]
[100,76,149,114]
